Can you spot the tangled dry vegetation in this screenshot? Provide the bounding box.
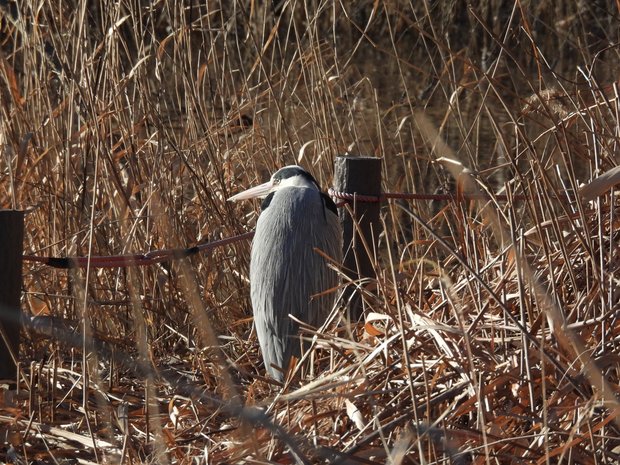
[0,1,619,463]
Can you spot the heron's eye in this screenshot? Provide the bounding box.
[273,178,281,185]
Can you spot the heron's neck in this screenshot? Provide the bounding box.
[278,175,318,190]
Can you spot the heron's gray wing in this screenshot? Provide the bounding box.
[250,187,342,380]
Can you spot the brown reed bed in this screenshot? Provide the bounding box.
[0,1,619,463]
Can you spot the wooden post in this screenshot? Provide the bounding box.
[334,156,381,321]
[0,210,24,381]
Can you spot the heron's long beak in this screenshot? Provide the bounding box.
[228,180,274,201]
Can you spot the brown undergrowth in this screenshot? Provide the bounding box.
[0,1,618,463]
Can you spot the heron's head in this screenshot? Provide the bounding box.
[228,165,320,201]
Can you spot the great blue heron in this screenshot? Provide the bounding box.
[229,165,342,381]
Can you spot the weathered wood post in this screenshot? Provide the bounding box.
[334,156,382,321]
[0,210,24,381]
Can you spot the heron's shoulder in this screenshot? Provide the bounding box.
[321,193,338,215]
[260,186,321,211]
[261,192,275,210]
